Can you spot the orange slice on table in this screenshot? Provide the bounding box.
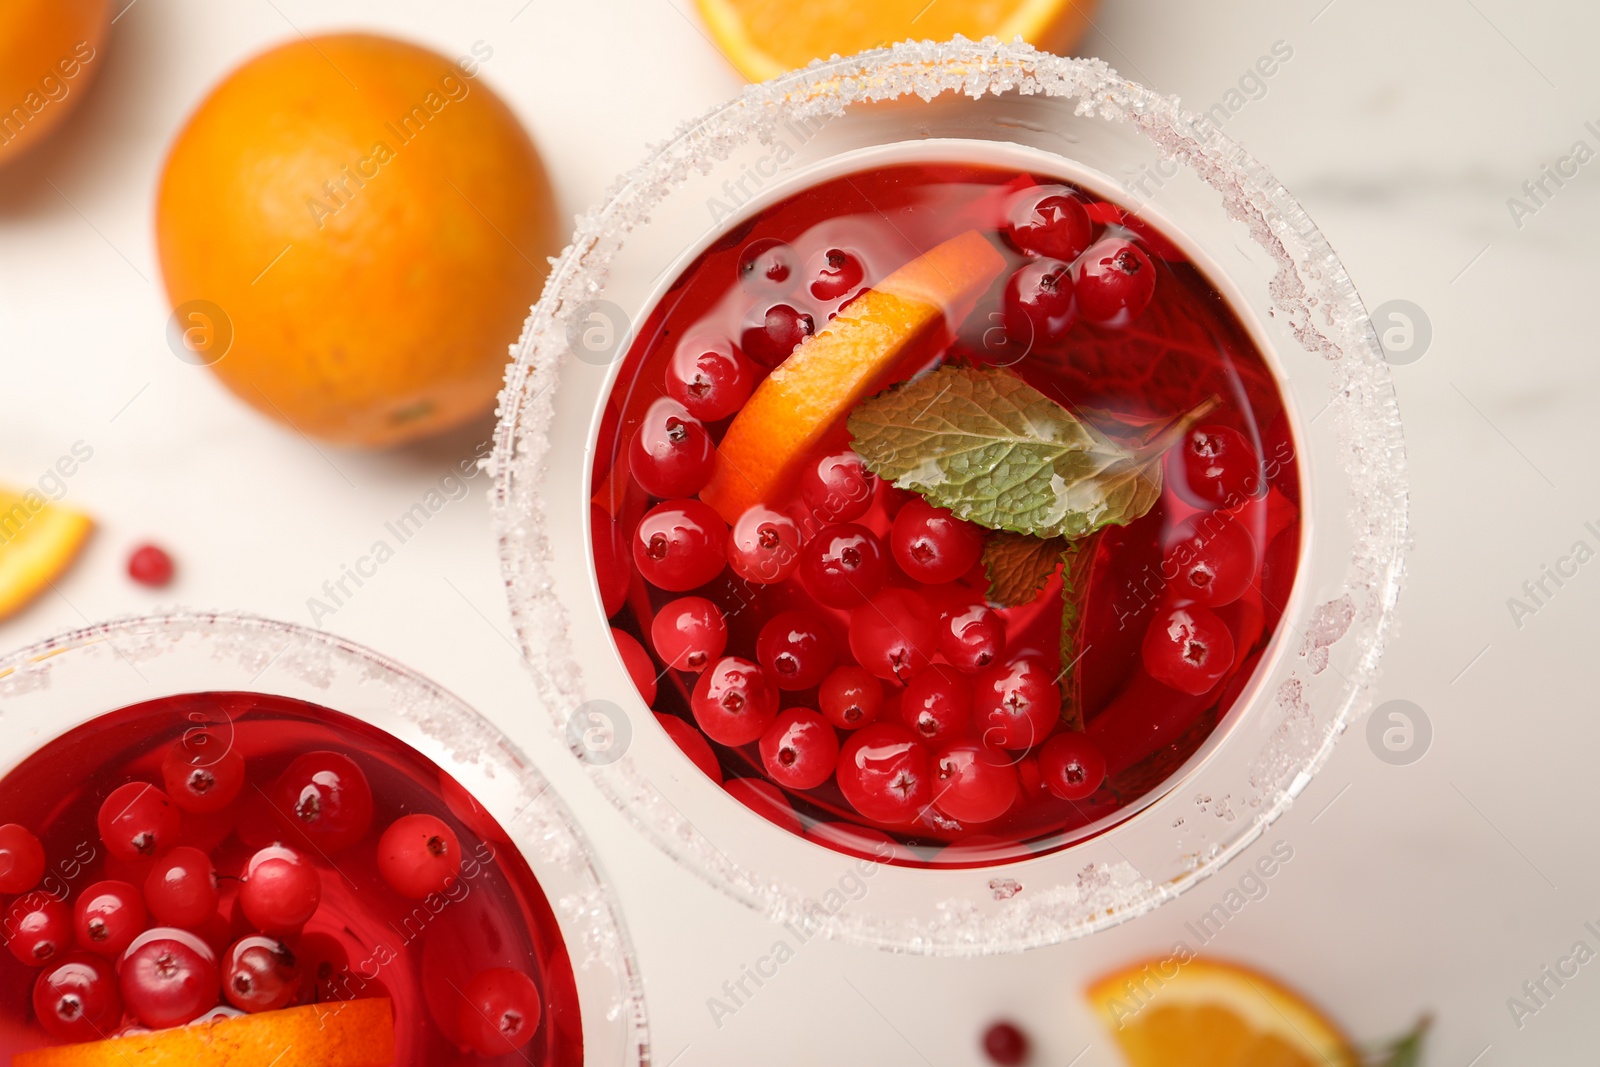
[1087,958,1358,1067]
[0,487,92,620]
[699,229,1005,523]
[15,997,395,1067]
[695,0,1101,82]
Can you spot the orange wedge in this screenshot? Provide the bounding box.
[695,0,1100,82]
[0,486,92,620]
[699,229,1004,523]
[1088,958,1357,1067]
[15,998,395,1067]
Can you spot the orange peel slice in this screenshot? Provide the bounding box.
[0,487,92,620]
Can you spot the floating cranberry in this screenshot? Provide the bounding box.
[800,523,887,608]
[120,927,219,1029]
[0,823,45,894]
[848,588,937,685]
[932,743,1020,824]
[891,497,984,585]
[1002,259,1077,349]
[378,814,462,899]
[819,666,884,730]
[161,730,246,815]
[655,713,723,783]
[939,602,1008,672]
[1074,237,1156,326]
[1162,515,1256,607]
[144,847,218,930]
[33,954,121,1042]
[222,935,301,1013]
[982,1020,1032,1065]
[73,880,147,957]
[628,397,716,498]
[632,499,728,592]
[690,656,778,747]
[1038,732,1107,800]
[836,724,932,826]
[1006,184,1093,261]
[759,708,840,790]
[901,664,973,743]
[741,304,814,367]
[651,596,728,671]
[239,846,321,934]
[756,609,837,691]
[6,892,71,966]
[738,238,798,287]
[127,543,175,587]
[460,967,544,1055]
[97,782,181,861]
[271,751,373,854]
[727,504,802,584]
[591,503,630,618]
[808,247,865,301]
[666,336,752,421]
[1169,424,1263,508]
[1141,606,1235,695]
[612,627,658,705]
[974,658,1060,750]
[799,449,878,525]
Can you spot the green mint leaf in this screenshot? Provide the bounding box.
[1368,1015,1430,1067]
[847,364,1207,539]
[983,530,1067,607]
[1058,531,1102,732]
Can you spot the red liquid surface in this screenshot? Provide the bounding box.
[594,162,1302,867]
[0,692,582,1064]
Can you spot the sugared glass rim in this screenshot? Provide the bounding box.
[0,611,649,1064]
[491,37,1408,954]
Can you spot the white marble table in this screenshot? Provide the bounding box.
[2,0,1595,1062]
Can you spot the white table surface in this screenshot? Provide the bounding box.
[3,0,1597,1062]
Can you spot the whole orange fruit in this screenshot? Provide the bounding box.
[0,0,111,167]
[156,34,559,448]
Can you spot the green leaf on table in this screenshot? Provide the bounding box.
[1058,531,1102,732]
[982,530,1067,607]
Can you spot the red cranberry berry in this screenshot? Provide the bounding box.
[632,499,729,592]
[591,503,630,618]
[6,892,72,966]
[222,935,301,1013]
[932,743,1020,824]
[628,398,716,498]
[666,336,752,421]
[759,708,840,790]
[727,504,802,584]
[939,602,1008,672]
[1074,238,1156,326]
[459,967,543,1056]
[901,664,974,743]
[756,609,838,691]
[1006,185,1093,261]
[119,927,219,1029]
[1141,606,1235,695]
[161,730,246,815]
[836,724,932,826]
[33,954,122,1042]
[271,751,373,854]
[239,846,321,934]
[1002,259,1077,349]
[127,543,175,587]
[97,782,181,861]
[809,247,865,301]
[1162,515,1256,607]
[982,1019,1032,1065]
[655,713,723,784]
[0,823,45,893]
[819,666,884,730]
[800,522,887,608]
[73,880,147,957]
[1038,732,1107,801]
[800,449,878,525]
[741,304,814,367]
[738,238,798,287]
[974,657,1061,750]
[612,627,658,705]
[144,847,219,930]
[690,656,779,747]
[891,497,984,585]
[1170,424,1263,508]
[377,814,462,899]
[651,596,728,671]
[848,588,937,685]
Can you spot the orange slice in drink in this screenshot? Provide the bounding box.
[14,997,395,1067]
[0,487,93,620]
[1087,958,1357,1067]
[699,229,1004,523]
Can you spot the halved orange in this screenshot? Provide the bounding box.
[15,997,395,1067]
[1087,958,1358,1067]
[699,229,1005,523]
[696,0,1100,82]
[0,487,92,620]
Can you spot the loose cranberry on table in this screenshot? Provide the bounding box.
[1002,258,1077,349]
[800,522,887,608]
[127,543,175,587]
[1006,184,1093,262]
[836,723,932,826]
[939,601,1007,672]
[759,708,840,791]
[222,934,301,1013]
[459,967,543,1056]
[0,822,45,893]
[378,813,462,899]
[632,498,729,592]
[1142,605,1236,695]
[73,880,146,957]
[1169,423,1264,508]
[32,954,122,1042]
[1162,515,1256,607]
[849,588,937,684]
[120,927,219,1029]
[727,504,802,584]
[271,750,373,853]
[982,1019,1032,1065]
[891,497,984,584]
[628,397,716,498]
[690,656,778,746]
[756,609,837,690]
[1038,731,1107,801]
[238,845,321,934]
[799,449,878,525]
[612,627,658,705]
[818,665,884,730]
[741,303,814,367]
[808,246,865,301]
[1074,237,1156,327]
[6,892,71,966]
[901,664,973,743]
[651,596,727,671]
[160,729,246,814]
[932,743,1020,825]
[666,336,753,421]
[974,657,1061,750]
[97,781,181,861]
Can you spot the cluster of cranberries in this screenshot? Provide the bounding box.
[0,737,540,1056]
